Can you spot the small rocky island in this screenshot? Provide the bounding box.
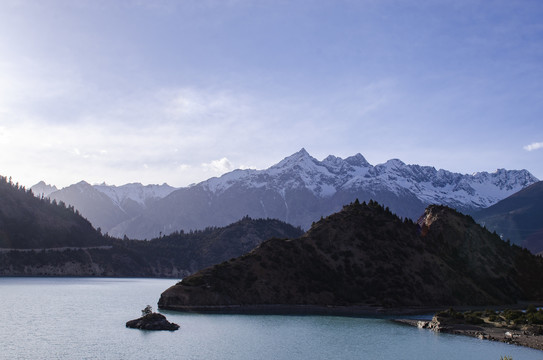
[126,305,180,331]
[396,307,543,352]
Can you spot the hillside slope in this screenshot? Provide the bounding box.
[159,201,543,312]
[473,181,543,253]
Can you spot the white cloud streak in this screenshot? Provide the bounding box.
[201,158,233,173]
[523,142,543,151]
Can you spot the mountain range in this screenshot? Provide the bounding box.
[35,181,176,236]
[159,201,543,313]
[33,149,538,240]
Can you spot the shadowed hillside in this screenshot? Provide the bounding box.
[473,181,543,253]
[159,201,543,312]
[116,217,304,276]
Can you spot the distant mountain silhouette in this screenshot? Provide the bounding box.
[38,181,176,235]
[45,181,131,236]
[159,201,543,313]
[473,181,543,253]
[30,181,58,198]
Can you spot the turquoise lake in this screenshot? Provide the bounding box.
[1,277,542,360]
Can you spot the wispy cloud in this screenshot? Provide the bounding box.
[523,142,543,151]
[0,79,420,188]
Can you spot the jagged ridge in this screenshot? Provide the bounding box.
[114,149,537,239]
[32,149,538,240]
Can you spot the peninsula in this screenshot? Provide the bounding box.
[159,201,543,313]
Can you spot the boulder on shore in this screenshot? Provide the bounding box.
[125,312,179,331]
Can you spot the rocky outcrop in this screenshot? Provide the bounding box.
[416,316,483,333]
[125,313,179,331]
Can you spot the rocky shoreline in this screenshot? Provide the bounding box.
[158,303,392,316]
[158,302,537,317]
[157,302,474,317]
[395,312,543,352]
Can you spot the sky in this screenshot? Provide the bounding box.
[1,0,542,188]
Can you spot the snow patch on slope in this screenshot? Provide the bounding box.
[94,183,177,206]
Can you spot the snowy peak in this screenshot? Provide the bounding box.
[271,148,319,170]
[382,158,406,169]
[69,181,94,193]
[94,182,177,206]
[471,169,537,191]
[30,181,58,198]
[344,153,369,167]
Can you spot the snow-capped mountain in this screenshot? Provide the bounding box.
[30,181,58,198]
[202,148,535,208]
[108,149,538,239]
[34,181,177,235]
[93,182,176,207]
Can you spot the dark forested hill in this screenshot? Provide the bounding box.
[115,217,304,277]
[0,175,107,248]
[159,201,543,312]
[473,181,543,253]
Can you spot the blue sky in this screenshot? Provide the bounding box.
[1,0,542,188]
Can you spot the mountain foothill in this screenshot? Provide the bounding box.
[473,181,543,254]
[159,201,543,312]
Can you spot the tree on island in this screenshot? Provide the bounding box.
[141,305,153,317]
[127,304,179,331]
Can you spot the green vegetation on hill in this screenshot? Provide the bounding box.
[159,200,543,311]
[436,306,543,328]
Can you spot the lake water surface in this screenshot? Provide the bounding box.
[1,278,542,360]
